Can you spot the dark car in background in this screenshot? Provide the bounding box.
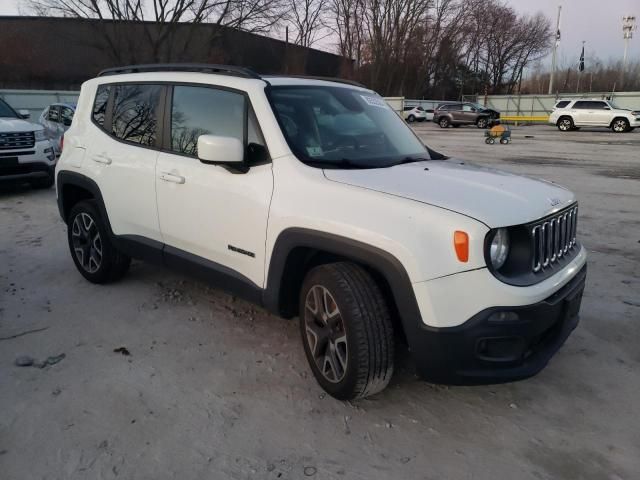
[433,102,500,129]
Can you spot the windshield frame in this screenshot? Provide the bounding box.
[265,84,433,169]
[0,98,19,118]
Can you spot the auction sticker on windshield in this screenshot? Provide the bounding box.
[360,95,389,109]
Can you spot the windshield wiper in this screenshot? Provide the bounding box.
[305,158,377,169]
[393,156,430,166]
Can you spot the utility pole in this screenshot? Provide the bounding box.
[548,4,562,95]
[621,16,637,89]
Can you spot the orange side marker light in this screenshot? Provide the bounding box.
[454,231,469,263]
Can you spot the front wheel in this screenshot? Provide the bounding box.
[438,117,450,128]
[67,200,131,284]
[557,117,574,131]
[477,117,489,129]
[612,118,630,133]
[299,263,394,400]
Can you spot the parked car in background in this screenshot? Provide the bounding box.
[433,102,500,129]
[39,103,76,154]
[402,105,427,122]
[0,98,56,188]
[548,99,639,133]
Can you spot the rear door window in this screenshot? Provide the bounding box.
[111,84,163,146]
[573,101,590,109]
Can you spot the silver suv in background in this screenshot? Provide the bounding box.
[0,98,56,188]
[39,103,76,154]
[549,99,640,133]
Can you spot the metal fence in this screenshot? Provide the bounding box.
[0,89,80,121]
[462,92,640,117]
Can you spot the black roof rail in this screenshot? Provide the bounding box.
[97,63,262,79]
[264,74,366,88]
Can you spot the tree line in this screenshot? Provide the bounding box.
[26,0,553,98]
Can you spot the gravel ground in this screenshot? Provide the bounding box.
[1,124,639,480]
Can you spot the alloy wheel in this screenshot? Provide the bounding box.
[559,119,572,131]
[71,212,102,273]
[613,120,628,132]
[304,285,348,383]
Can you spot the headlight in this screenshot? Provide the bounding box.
[489,228,510,269]
[34,129,46,142]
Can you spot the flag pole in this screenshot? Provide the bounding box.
[577,41,585,94]
[548,4,562,95]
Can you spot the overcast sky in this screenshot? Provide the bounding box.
[0,0,637,65]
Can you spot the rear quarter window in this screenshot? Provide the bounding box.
[555,101,570,109]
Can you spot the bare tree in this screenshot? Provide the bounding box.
[286,0,328,48]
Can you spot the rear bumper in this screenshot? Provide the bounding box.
[409,265,586,385]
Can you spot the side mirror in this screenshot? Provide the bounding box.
[603,106,611,110]
[197,134,244,165]
[18,109,30,119]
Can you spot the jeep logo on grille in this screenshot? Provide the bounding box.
[549,197,561,207]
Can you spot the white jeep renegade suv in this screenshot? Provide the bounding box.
[549,99,640,133]
[56,64,587,400]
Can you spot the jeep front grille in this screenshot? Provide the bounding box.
[530,205,578,273]
[0,131,35,150]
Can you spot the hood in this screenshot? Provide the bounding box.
[0,118,41,133]
[323,160,575,227]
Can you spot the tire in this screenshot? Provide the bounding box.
[299,262,394,400]
[438,117,450,128]
[30,172,54,189]
[407,115,415,123]
[611,118,630,133]
[557,116,574,131]
[67,200,131,284]
[488,137,495,144]
[485,137,492,144]
[500,138,508,144]
[476,117,489,129]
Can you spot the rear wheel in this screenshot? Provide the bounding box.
[612,118,630,133]
[299,263,394,400]
[67,200,131,284]
[557,116,574,132]
[438,117,450,128]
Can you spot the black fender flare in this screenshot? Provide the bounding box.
[56,171,113,231]
[263,228,425,343]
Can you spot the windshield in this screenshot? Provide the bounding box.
[269,86,429,168]
[0,99,19,118]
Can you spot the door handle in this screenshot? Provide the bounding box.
[92,153,112,165]
[159,172,186,184]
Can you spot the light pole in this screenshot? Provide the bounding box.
[622,16,637,89]
[548,4,562,95]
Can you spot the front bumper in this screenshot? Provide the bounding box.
[0,140,55,182]
[408,265,586,385]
